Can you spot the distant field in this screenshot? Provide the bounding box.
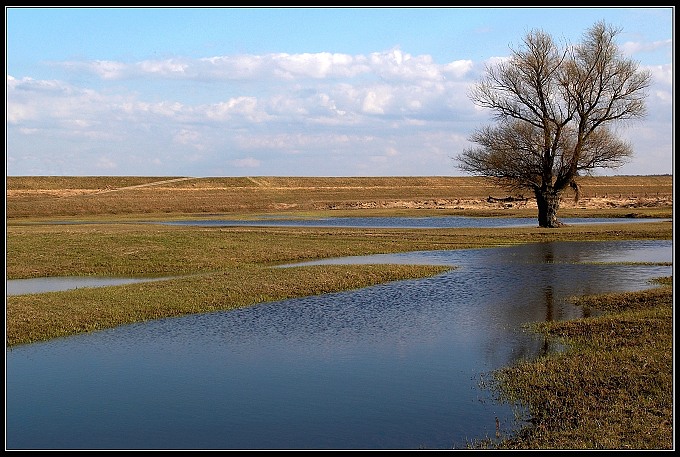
[6,175,673,220]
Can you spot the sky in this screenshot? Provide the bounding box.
[5,6,674,177]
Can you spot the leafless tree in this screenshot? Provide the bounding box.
[457,21,651,227]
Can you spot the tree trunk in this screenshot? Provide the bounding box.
[535,189,562,228]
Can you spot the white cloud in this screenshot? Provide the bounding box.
[620,39,672,57]
[272,52,361,79]
[231,157,261,168]
[6,44,672,176]
[81,60,128,80]
[385,147,399,157]
[173,129,206,150]
[96,156,118,170]
[58,49,466,84]
[205,97,270,123]
[232,132,357,151]
[138,58,190,76]
[646,63,673,88]
[362,90,390,115]
[136,101,185,117]
[441,60,475,79]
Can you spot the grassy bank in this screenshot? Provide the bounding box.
[484,278,673,450]
[7,263,452,348]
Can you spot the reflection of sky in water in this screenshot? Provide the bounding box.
[6,240,673,450]
[7,240,671,297]
[282,239,673,267]
[6,276,173,296]
[158,216,669,229]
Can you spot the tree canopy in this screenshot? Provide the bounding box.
[457,21,651,227]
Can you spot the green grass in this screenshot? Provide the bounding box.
[477,281,673,450]
[7,263,451,347]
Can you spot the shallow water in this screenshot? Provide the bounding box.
[6,276,173,296]
[5,239,672,450]
[157,215,667,229]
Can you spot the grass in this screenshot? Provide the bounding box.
[6,221,672,279]
[7,263,452,347]
[482,279,673,449]
[4,175,675,449]
[6,219,672,352]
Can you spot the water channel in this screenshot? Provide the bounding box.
[157,215,667,229]
[5,230,673,450]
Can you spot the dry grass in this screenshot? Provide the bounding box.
[6,175,673,219]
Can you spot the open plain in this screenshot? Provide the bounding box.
[6,175,673,220]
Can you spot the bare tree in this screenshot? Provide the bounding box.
[457,21,651,227]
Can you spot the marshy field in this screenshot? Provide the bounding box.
[5,175,674,450]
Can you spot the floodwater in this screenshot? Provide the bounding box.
[6,276,173,296]
[157,215,667,229]
[5,239,673,450]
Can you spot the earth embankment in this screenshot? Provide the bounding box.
[6,175,673,220]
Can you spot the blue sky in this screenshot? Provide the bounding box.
[5,7,674,177]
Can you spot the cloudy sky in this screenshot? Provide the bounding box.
[5,7,673,177]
